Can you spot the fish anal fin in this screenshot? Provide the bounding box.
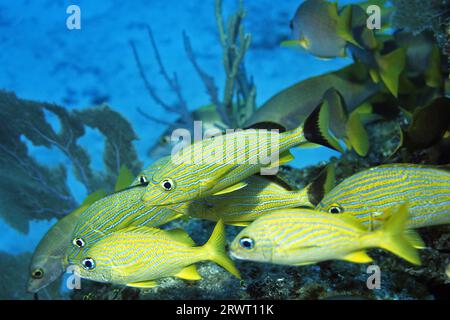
[343,251,373,263]
[174,265,202,281]
[213,182,248,196]
[127,280,158,288]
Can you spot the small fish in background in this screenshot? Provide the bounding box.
[282,0,358,59]
[73,220,240,288]
[243,63,381,157]
[27,189,106,293]
[230,204,423,266]
[316,164,450,230]
[141,103,342,206]
[188,165,335,225]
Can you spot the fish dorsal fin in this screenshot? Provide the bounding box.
[126,280,158,288]
[114,165,135,191]
[81,189,107,206]
[164,228,196,246]
[225,221,252,227]
[255,174,294,191]
[213,182,248,196]
[117,226,162,236]
[343,251,373,263]
[174,265,202,280]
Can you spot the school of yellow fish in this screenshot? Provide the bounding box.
[27,101,450,293]
[26,0,449,293]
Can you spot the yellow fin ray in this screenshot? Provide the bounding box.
[343,251,373,263]
[126,280,158,288]
[165,228,196,246]
[174,265,202,280]
[213,182,248,196]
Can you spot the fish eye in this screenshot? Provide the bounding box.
[239,237,254,250]
[139,175,148,185]
[31,268,44,279]
[328,205,344,214]
[81,258,96,270]
[73,238,85,248]
[160,179,175,191]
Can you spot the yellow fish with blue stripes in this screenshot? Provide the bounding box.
[142,103,341,206]
[73,220,240,288]
[66,163,185,267]
[230,204,423,266]
[316,164,450,229]
[27,189,106,293]
[187,165,335,225]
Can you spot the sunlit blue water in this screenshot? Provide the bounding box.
[0,0,360,256]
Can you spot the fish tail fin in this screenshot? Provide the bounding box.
[345,108,370,157]
[303,101,344,153]
[203,220,241,279]
[377,203,422,265]
[304,163,336,206]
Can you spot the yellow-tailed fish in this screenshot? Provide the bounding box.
[73,220,240,288]
[27,165,135,293]
[283,0,357,59]
[142,103,341,206]
[66,165,185,266]
[230,204,423,266]
[317,164,450,229]
[67,183,188,263]
[27,189,106,293]
[188,165,335,225]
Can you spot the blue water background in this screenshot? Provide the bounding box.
[0,0,360,254]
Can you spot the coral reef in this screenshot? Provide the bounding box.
[0,90,141,232]
[391,0,450,54]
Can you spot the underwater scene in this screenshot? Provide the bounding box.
[0,0,449,301]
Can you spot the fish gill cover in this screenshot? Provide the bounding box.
[0,0,448,300]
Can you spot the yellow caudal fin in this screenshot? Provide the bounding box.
[203,220,241,279]
[404,229,426,249]
[303,101,344,153]
[378,203,422,265]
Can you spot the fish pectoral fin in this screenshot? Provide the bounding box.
[225,221,251,227]
[126,280,158,288]
[343,251,373,263]
[174,265,202,281]
[213,182,248,196]
[165,228,196,246]
[267,150,295,168]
